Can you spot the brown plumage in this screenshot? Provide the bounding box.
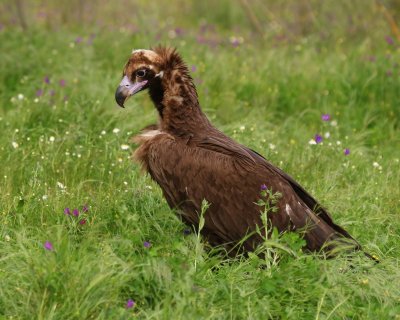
[115,47,370,258]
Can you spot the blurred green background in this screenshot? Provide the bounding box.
[2,0,400,46]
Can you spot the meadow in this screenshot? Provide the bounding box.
[0,1,400,319]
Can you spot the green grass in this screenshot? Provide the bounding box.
[1,9,400,319]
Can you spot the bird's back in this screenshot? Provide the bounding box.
[133,125,360,255]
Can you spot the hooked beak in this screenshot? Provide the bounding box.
[115,75,148,108]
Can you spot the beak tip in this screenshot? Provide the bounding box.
[115,87,127,108]
[116,101,125,108]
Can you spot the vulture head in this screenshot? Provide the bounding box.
[115,47,199,130]
[115,49,164,108]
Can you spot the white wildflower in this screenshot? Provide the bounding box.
[372,162,382,170]
[123,181,128,185]
[168,29,177,39]
[324,132,330,138]
[5,235,10,242]
[113,128,120,134]
[101,130,106,135]
[11,141,19,149]
[49,136,55,142]
[34,98,39,103]
[145,185,153,190]
[42,195,48,200]
[239,125,245,131]
[336,141,341,145]
[17,93,24,100]
[331,120,338,127]
[121,144,130,150]
[56,182,66,189]
[308,139,317,145]
[268,143,276,150]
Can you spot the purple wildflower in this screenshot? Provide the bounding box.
[143,241,151,248]
[367,55,376,62]
[82,205,89,213]
[231,38,240,47]
[385,36,394,45]
[191,65,197,72]
[64,207,71,215]
[197,35,207,44]
[36,89,43,97]
[72,209,79,217]
[344,148,350,156]
[49,90,55,96]
[315,134,323,144]
[386,70,393,77]
[59,79,66,87]
[79,219,86,225]
[126,299,135,309]
[260,184,267,191]
[37,11,46,18]
[175,27,184,36]
[75,37,82,44]
[44,241,53,251]
[44,76,50,84]
[321,114,331,121]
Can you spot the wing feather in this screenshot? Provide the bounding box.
[140,131,359,254]
[244,147,359,244]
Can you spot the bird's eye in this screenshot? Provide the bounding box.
[136,69,146,78]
